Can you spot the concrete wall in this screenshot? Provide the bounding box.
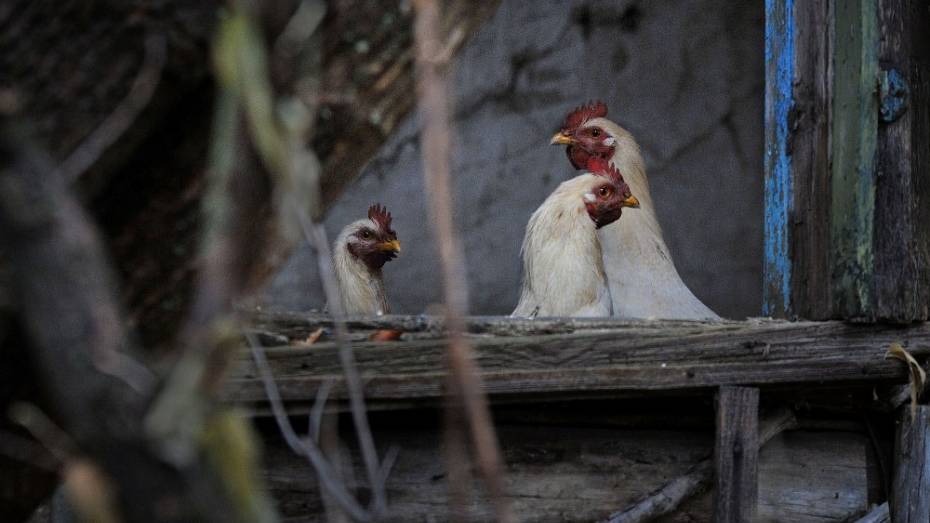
[262,0,764,319]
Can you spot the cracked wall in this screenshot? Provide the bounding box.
[262,0,764,319]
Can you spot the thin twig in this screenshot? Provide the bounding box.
[854,502,890,523]
[411,1,512,521]
[297,210,387,517]
[309,379,335,443]
[246,333,371,522]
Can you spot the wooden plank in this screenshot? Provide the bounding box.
[763,0,796,317]
[228,319,930,406]
[830,0,879,319]
[786,0,833,320]
[713,387,759,522]
[891,406,930,522]
[875,0,930,322]
[605,408,795,523]
[243,309,734,340]
[261,423,868,523]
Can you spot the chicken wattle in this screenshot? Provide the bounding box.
[331,204,401,315]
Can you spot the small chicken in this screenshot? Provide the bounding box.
[513,157,640,318]
[331,204,401,315]
[551,102,720,320]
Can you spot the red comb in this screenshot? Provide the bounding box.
[586,157,627,186]
[368,203,393,232]
[561,100,608,132]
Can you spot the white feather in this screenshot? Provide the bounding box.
[513,174,613,318]
[585,117,719,320]
[330,219,390,315]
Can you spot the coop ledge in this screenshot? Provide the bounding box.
[229,309,929,409]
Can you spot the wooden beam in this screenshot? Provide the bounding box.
[713,387,760,522]
[605,408,795,523]
[786,0,832,320]
[891,406,930,522]
[875,0,930,322]
[228,318,930,407]
[763,0,796,318]
[764,0,929,322]
[830,0,879,319]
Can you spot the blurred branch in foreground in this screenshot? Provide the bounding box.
[412,0,513,521]
[0,119,244,522]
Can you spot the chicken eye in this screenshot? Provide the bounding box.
[360,230,372,239]
[598,186,612,198]
[591,128,601,137]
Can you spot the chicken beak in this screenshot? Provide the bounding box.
[550,132,574,146]
[621,195,640,208]
[377,240,401,253]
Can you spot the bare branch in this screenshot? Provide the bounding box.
[297,210,387,516]
[246,333,371,522]
[412,1,512,520]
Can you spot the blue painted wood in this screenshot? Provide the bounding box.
[763,0,794,317]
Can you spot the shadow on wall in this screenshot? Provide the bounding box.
[261,0,764,319]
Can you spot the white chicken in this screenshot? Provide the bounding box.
[331,204,401,315]
[551,102,720,320]
[513,157,640,318]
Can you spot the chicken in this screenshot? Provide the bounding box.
[513,157,640,318]
[331,204,401,315]
[551,102,720,320]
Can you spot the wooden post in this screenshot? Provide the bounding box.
[891,406,930,522]
[875,0,930,321]
[713,386,759,522]
[763,0,930,321]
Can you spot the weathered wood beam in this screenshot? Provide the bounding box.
[875,0,930,321]
[764,0,929,321]
[763,0,795,318]
[604,408,796,523]
[243,309,735,340]
[890,406,930,522]
[713,387,759,522]
[227,318,930,406]
[830,0,879,319]
[785,0,832,320]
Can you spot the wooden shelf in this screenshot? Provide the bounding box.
[229,311,929,409]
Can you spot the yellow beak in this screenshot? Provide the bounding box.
[377,239,401,253]
[622,195,641,208]
[550,132,574,146]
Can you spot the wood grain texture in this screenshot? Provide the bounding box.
[786,0,832,320]
[875,0,930,322]
[713,387,759,522]
[605,408,795,523]
[830,0,878,320]
[228,317,930,407]
[763,0,795,317]
[854,502,890,523]
[260,421,867,523]
[891,406,930,522]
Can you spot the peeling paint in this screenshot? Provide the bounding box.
[763,0,794,317]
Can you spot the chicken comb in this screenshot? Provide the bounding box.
[561,100,608,132]
[587,157,628,187]
[368,203,394,233]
